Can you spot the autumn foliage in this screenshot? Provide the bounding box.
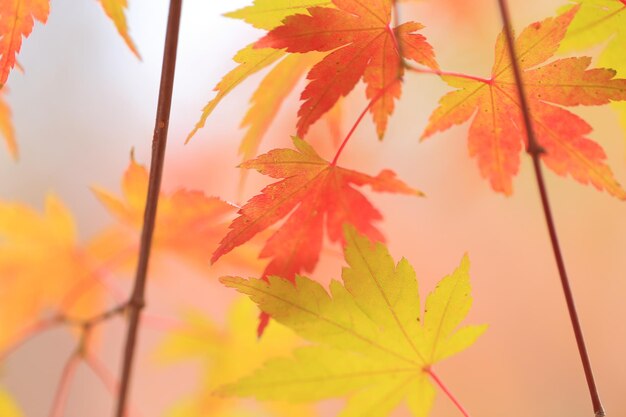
[1,1,626,417]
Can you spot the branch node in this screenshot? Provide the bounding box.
[127,298,146,311]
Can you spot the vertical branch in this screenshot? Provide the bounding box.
[114,1,183,416]
[495,1,605,416]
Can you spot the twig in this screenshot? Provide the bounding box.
[495,1,605,415]
[62,304,128,328]
[114,1,183,416]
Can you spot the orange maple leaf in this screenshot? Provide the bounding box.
[91,155,255,271]
[0,89,16,158]
[0,195,104,353]
[422,7,626,198]
[212,137,422,282]
[0,0,49,86]
[256,0,438,138]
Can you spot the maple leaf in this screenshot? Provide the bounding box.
[0,0,49,86]
[559,0,626,142]
[220,227,486,417]
[97,0,140,58]
[224,0,334,31]
[422,7,626,198]
[0,389,22,417]
[188,2,330,161]
[156,298,316,417]
[236,52,320,161]
[91,155,257,270]
[0,195,103,352]
[255,0,438,138]
[0,89,16,158]
[212,136,422,282]
[187,0,329,143]
[186,45,285,146]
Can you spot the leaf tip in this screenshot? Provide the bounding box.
[218,275,237,286]
[185,129,198,144]
[211,251,222,266]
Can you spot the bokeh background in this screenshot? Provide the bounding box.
[1,0,625,416]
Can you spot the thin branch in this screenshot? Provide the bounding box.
[114,1,183,416]
[424,367,471,417]
[62,303,128,329]
[495,1,605,416]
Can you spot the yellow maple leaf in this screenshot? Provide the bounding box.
[186,45,285,144]
[220,226,486,417]
[156,297,316,417]
[224,0,333,31]
[188,1,340,163]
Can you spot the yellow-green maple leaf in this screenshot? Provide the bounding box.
[156,298,316,417]
[0,389,22,417]
[220,227,486,417]
[559,0,626,140]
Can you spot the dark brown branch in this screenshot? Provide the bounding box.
[495,1,605,415]
[114,1,183,416]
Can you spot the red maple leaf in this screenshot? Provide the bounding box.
[256,0,438,138]
[212,137,422,282]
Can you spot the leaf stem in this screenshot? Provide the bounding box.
[114,1,183,416]
[495,1,605,416]
[0,317,63,362]
[48,352,81,417]
[330,83,395,166]
[424,367,471,417]
[404,63,493,85]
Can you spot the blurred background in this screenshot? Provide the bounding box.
[1,0,625,416]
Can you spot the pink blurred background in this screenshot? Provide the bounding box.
[1,0,625,416]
